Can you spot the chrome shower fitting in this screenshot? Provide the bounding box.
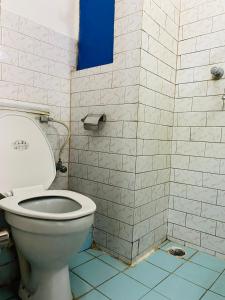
[211,66,224,80]
[56,158,67,173]
[39,115,70,173]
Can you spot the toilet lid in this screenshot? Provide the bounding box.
[0,113,56,195]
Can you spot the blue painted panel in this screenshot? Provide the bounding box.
[77,0,115,70]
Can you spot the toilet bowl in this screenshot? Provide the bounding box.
[0,111,96,300]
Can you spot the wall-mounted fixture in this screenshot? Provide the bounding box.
[81,114,106,131]
[39,116,70,173]
[211,66,224,80]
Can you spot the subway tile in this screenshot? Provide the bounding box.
[173,197,201,215]
[173,224,201,245]
[109,170,135,190]
[177,112,206,127]
[205,143,225,159]
[107,234,133,259]
[108,202,134,225]
[203,173,225,190]
[202,203,225,223]
[183,19,212,39]
[202,233,225,255]
[191,127,221,143]
[189,156,220,173]
[186,215,216,235]
[196,30,225,51]
[2,64,34,85]
[174,169,203,186]
[168,209,186,226]
[187,185,217,204]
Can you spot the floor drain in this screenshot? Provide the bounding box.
[168,247,186,257]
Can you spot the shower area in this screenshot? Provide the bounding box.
[69,0,225,263]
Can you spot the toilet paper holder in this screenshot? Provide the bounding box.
[81,114,106,131]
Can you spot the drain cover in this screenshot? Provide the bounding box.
[168,247,185,257]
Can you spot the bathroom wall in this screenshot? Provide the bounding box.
[135,0,180,255]
[168,0,225,257]
[69,0,180,262]
[1,0,79,39]
[0,7,75,286]
[0,8,76,190]
[69,0,143,263]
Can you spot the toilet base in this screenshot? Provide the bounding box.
[19,265,73,300]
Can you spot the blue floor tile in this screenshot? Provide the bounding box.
[73,258,118,287]
[146,250,184,272]
[161,242,197,259]
[125,261,169,288]
[175,261,220,289]
[99,254,128,271]
[191,253,225,273]
[155,274,206,300]
[97,273,149,300]
[210,273,225,297]
[141,290,169,300]
[79,290,109,300]
[202,291,225,300]
[70,272,92,298]
[86,249,104,257]
[69,251,94,269]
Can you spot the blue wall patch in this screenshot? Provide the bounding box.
[77,0,115,70]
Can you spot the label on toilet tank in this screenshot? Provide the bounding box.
[12,140,29,151]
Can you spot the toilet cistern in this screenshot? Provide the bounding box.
[0,110,96,300]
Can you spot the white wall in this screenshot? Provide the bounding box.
[169,0,225,257]
[1,0,79,38]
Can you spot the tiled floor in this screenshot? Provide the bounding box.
[2,241,225,300]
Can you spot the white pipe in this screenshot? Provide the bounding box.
[0,100,50,116]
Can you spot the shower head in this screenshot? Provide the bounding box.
[211,66,224,80]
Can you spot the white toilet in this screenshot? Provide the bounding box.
[0,111,96,300]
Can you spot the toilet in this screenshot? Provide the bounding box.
[0,111,96,300]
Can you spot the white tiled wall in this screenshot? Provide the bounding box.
[169,0,225,258]
[135,0,180,256]
[0,8,75,190]
[70,0,225,261]
[69,0,180,262]
[69,0,143,263]
[0,8,75,285]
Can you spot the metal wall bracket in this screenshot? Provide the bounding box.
[81,114,106,131]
